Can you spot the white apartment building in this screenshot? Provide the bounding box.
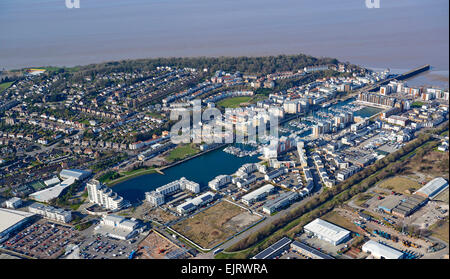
[28,203,72,223]
[145,177,200,206]
[208,175,232,191]
[86,180,125,210]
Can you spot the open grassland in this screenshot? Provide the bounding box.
[0,81,13,93]
[217,96,253,108]
[166,144,200,162]
[378,176,422,194]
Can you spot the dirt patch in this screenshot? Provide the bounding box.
[136,231,190,259]
[172,200,262,249]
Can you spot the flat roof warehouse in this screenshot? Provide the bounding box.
[414,177,448,199]
[303,218,351,246]
[0,208,35,240]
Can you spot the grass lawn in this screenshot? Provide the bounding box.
[30,181,46,191]
[217,96,253,108]
[378,176,422,194]
[0,81,13,93]
[106,167,156,186]
[166,144,199,162]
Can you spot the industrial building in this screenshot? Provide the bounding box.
[303,218,351,246]
[391,194,427,218]
[362,240,404,259]
[241,184,275,206]
[290,240,334,259]
[414,177,448,199]
[59,169,92,181]
[0,208,35,243]
[176,192,216,214]
[252,237,292,259]
[378,197,402,214]
[145,177,200,206]
[28,203,72,223]
[5,197,22,209]
[95,214,139,240]
[263,191,299,214]
[87,180,125,210]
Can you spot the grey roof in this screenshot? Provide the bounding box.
[253,237,292,259]
[415,177,448,198]
[291,240,334,259]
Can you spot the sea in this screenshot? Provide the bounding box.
[0,0,448,74]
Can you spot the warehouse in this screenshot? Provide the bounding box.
[362,240,404,259]
[303,218,351,246]
[263,191,299,214]
[59,169,92,181]
[391,194,427,218]
[290,240,334,259]
[0,208,35,243]
[5,197,22,209]
[414,177,448,199]
[252,237,292,259]
[378,198,401,214]
[241,184,275,206]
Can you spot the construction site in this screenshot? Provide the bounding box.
[135,230,192,259]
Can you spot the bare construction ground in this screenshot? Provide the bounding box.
[171,200,262,249]
[136,231,190,259]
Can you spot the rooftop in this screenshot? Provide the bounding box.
[304,218,350,243]
[362,240,404,259]
[414,177,448,199]
[0,208,35,235]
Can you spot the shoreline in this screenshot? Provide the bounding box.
[107,143,230,187]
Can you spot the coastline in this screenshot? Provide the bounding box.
[106,143,230,187]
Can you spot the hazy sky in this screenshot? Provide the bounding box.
[0,0,448,70]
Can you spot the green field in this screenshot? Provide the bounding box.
[166,144,199,162]
[105,168,156,186]
[30,181,46,191]
[0,82,13,93]
[378,176,422,194]
[217,96,253,108]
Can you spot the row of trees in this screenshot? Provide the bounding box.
[60,54,340,79]
[226,128,444,258]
